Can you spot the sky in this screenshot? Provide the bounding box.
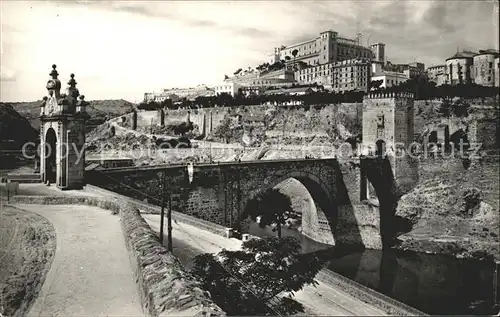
[1,0,499,103]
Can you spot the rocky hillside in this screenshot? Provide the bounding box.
[207,103,361,148]
[395,155,500,261]
[0,104,39,169]
[0,104,38,144]
[1,99,135,131]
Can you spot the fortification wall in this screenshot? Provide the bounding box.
[128,103,362,142]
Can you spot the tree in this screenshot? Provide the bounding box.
[437,99,452,117]
[190,236,329,315]
[291,49,298,70]
[369,79,383,91]
[451,98,470,117]
[212,115,232,143]
[245,188,300,238]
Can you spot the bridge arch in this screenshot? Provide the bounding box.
[237,170,337,246]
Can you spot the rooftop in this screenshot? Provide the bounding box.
[446,50,478,61]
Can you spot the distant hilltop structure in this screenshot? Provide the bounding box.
[143,30,500,101]
[268,30,375,66]
[427,49,500,87]
[144,84,215,103]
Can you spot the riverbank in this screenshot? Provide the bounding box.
[328,248,498,315]
[395,156,499,262]
[0,206,56,317]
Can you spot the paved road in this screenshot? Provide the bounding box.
[16,204,144,317]
[142,214,387,316]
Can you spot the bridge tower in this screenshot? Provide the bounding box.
[361,91,419,195]
[39,64,90,189]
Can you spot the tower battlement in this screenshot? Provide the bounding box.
[364,91,414,99]
[361,88,418,195]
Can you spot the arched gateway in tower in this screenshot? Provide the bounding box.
[39,65,89,189]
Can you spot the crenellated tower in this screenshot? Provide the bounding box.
[361,91,419,195]
[39,64,90,189]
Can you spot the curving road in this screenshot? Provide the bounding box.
[16,204,144,317]
[142,214,387,316]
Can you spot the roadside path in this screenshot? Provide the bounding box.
[15,204,144,317]
[142,214,386,316]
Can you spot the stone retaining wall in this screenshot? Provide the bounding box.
[9,195,225,317]
[84,184,230,237]
[316,269,428,316]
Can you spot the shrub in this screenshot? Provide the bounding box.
[461,188,482,216]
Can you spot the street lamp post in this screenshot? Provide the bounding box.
[159,171,166,244]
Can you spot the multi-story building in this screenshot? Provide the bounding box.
[269,30,375,67]
[383,61,426,79]
[332,58,372,92]
[472,49,500,87]
[427,65,446,86]
[144,92,169,103]
[144,85,215,102]
[223,68,296,92]
[214,82,241,97]
[294,63,334,86]
[294,58,372,92]
[445,50,476,85]
[162,85,214,99]
[371,71,408,89]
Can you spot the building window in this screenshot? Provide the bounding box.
[489,62,493,68]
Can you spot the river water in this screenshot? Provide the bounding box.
[248,222,497,315]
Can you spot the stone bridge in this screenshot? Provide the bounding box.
[87,157,404,250]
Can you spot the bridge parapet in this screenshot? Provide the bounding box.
[87,157,388,250]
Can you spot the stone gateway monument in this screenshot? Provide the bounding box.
[39,65,89,189]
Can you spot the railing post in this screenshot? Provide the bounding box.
[167,192,173,252]
[159,171,166,245]
[494,260,500,306]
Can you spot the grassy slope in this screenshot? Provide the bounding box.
[0,206,56,317]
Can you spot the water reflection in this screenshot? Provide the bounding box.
[247,221,496,315]
[248,221,331,254]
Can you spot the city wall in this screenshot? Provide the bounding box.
[125,103,362,140]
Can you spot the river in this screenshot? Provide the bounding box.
[248,222,498,315]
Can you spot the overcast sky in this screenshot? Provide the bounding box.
[1,0,498,102]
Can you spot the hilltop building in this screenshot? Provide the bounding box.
[383,62,426,79]
[472,49,500,87]
[445,50,477,85]
[426,65,447,86]
[332,58,372,92]
[144,85,215,103]
[269,30,375,67]
[442,49,500,86]
[370,43,385,64]
[371,71,408,89]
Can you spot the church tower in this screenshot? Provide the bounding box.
[39,64,90,189]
